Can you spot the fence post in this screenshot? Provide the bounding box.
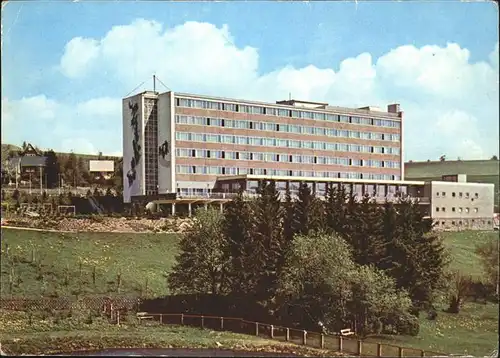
[255,322,259,336]
[399,347,404,357]
[180,314,184,325]
[377,343,382,357]
[160,314,163,325]
[302,330,307,345]
[220,317,224,330]
[320,334,325,349]
[338,336,343,352]
[117,310,120,326]
[285,328,290,342]
[270,325,274,339]
[357,340,362,356]
[201,315,204,329]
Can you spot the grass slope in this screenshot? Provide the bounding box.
[0,310,335,356]
[440,230,498,278]
[0,229,179,298]
[368,301,498,356]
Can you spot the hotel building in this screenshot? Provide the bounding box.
[122,90,495,230]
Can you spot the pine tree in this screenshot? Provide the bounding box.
[223,189,256,295]
[381,197,449,311]
[346,194,385,266]
[253,180,285,305]
[283,184,295,244]
[325,183,348,235]
[43,150,60,189]
[294,182,327,235]
[168,207,230,295]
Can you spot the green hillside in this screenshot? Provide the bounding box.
[405,160,499,188]
[1,228,498,356]
[405,160,500,210]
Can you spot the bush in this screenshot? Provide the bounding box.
[395,313,420,336]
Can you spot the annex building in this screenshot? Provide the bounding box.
[122,90,495,231]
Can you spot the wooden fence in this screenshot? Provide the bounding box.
[127,313,447,357]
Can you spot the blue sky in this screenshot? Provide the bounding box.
[2,1,499,160]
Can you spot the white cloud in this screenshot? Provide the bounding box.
[2,95,122,155]
[60,37,100,78]
[5,20,499,161]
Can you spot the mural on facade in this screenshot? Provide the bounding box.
[158,139,171,168]
[126,101,141,187]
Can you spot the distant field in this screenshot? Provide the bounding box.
[405,160,499,178]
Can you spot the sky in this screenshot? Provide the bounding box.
[2,0,499,161]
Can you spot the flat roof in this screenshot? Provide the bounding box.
[174,92,401,119]
[216,174,425,186]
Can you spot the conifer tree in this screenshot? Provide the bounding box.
[381,197,449,311]
[293,182,327,235]
[223,189,256,295]
[325,183,350,235]
[253,180,285,305]
[346,194,385,266]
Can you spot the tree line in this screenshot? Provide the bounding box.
[2,144,123,191]
[167,182,455,337]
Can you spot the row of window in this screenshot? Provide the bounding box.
[436,207,479,213]
[175,132,401,155]
[176,98,401,128]
[436,191,479,199]
[175,115,400,142]
[175,148,401,169]
[435,220,492,226]
[175,165,400,180]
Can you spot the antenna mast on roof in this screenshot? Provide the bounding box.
[289,92,291,101]
[153,74,156,93]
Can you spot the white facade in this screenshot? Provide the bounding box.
[427,181,495,230]
[122,93,145,203]
[157,92,176,195]
[89,160,114,173]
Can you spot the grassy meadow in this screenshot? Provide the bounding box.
[0,227,498,356]
[0,229,180,298]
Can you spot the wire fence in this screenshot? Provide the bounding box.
[131,313,447,357]
[0,298,447,357]
[0,296,141,312]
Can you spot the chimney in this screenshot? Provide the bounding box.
[387,104,401,113]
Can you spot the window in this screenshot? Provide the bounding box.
[452,207,456,212]
[465,192,469,198]
[475,193,479,198]
[459,192,463,198]
[465,208,469,213]
[442,207,445,212]
[436,192,440,197]
[452,221,456,225]
[458,207,462,213]
[474,208,478,213]
[442,192,446,196]
[441,221,445,225]
[452,192,456,197]
[436,207,440,212]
